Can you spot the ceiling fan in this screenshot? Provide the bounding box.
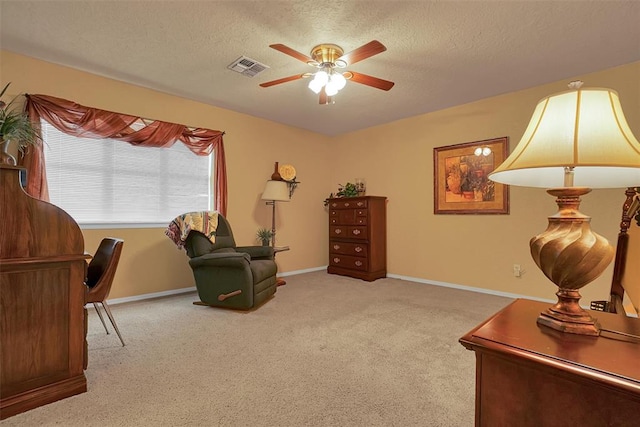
[260,40,394,104]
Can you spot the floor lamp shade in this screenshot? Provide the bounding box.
[261,180,290,202]
[489,81,640,336]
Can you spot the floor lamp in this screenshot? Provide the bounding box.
[261,180,290,247]
[489,81,640,335]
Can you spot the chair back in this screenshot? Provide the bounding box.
[86,238,124,303]
[608,187,640,315]
[185,214,237,258]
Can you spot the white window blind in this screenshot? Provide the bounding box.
[42,119,212,226]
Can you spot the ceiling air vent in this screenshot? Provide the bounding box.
[227,56,269,78]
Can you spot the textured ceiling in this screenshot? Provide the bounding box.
[1,1,639,136]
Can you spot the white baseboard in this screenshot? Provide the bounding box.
[106,286,197,306]
[288,267,554,303]
[104,268,556,306]
[278,266,326,277]
[104,267,326,305]
[386,273,555,303]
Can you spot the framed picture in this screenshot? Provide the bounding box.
[434,137,509,214]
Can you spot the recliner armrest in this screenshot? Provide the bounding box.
[189,252,251,269]
[236,245,275,260]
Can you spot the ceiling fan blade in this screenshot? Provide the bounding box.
[260,74,306,88]
[337,40,387,66]
[347,71,395,91]
[269,44,314,64]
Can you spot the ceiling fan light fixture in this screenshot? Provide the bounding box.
[330,72,347,91]
[314,70,329,85]
[309,69,333,94]
[325,83,339,97]
[308,78,324,94]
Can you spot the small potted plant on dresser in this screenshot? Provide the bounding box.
[323,182,359,207]
[256,228,273,246]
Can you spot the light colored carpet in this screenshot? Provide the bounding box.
[2,271,511,426]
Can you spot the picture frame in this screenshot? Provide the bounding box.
[434,137,509,214]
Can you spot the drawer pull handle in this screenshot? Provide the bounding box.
[333,244,341,250]
[355,261,363,267]
[331,219,336,223]
[357,202,364,207]
[355,246,363,253]
[335,229,342,234]
[352,229,361,235]
[334,257,341,263]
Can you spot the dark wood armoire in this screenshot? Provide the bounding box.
[0,165,89,419]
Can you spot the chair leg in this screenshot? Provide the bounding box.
[93,302,110,334]
[101,300,125,346]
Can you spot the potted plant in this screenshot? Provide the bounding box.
[323,182,359,207]
[337,182,358,198]
[256,228,273,246]
[0,82,40,166]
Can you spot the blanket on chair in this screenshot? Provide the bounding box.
[166,211,219,250]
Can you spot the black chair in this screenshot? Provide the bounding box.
[591,187,640,316]
[184,214,278,309]
[85,238,125,346]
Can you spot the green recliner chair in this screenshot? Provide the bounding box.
[184,214,277,309]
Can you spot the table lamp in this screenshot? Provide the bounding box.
[489,81,640,336]
[261,179,290,246]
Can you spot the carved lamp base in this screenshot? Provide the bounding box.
[530,188,614,336]
[537,289,600,336]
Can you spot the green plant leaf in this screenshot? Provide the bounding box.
[0,82,40,151]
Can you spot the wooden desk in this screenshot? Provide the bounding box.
[459,299,640,427]
[1,166,89,419]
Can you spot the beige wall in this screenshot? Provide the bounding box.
[330,61,640,304]
[2,50,638,305]
[1,50,331,299]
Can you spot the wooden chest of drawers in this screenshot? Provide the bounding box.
[327,196,386,281]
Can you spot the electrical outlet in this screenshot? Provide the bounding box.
[513,264,521,277]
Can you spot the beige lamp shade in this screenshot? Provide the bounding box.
[490,82,640,188]
[261,180,290,202]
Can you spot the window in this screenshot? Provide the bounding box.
[42,119,212,227]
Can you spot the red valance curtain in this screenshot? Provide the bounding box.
[22,94,227,216]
